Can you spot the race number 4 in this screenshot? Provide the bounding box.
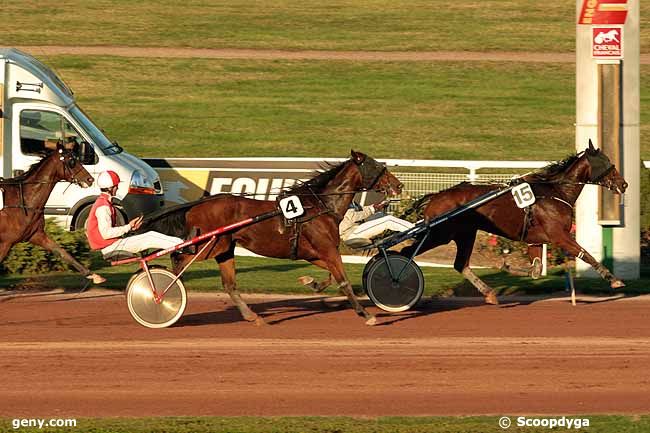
[511,182,536,208]
[279,195,305,219]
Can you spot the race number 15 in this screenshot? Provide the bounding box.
[279,195,305,219]
[511,182,536,208]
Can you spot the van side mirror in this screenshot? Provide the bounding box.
[80,141,98,165]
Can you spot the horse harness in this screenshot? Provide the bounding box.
[516,149,614,241]
[277,185,336,260]
[279,156,388,260]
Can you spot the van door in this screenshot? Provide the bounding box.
[11,103,99,211]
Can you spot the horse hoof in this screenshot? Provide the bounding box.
[365,316,377,326]
[87,273,106,284]
[484,292,499,305]
[611,280,625,289]
[254,317,267,326]
[298,276,314,286]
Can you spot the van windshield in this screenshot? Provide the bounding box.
[69,105,123,155]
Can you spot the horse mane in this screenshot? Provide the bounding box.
[525,153,580,183]
[283,161,348,195]
[0,150,52,184]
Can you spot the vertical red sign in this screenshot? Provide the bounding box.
[578,0,628,24]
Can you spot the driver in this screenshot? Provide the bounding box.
[86,170,183,257]
[340,200,414,248]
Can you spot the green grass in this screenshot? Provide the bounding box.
[3,0,650,53]
[1,415,649,433]
[0,1,577,52]
[1,254,644,297]
[37,55,650,160]
[40,56,584,160]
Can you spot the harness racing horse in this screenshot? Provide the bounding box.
[400,141,628,304]
[138,150,403,326]
[0,145,104,283]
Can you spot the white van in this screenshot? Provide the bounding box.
[0,48,164,229]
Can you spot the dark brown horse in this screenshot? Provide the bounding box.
[400,142,628,304]
[139,150,402,325]
[0,145,104,283]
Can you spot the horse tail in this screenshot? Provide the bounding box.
[399,193,435,220]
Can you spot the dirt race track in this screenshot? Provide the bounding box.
[1,289,650,418]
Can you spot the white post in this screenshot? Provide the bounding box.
[575,0,639,279]
[575,2,602,277]
[613,0,640,279]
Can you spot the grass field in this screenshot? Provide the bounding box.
[1,415,649,433]
[32,55,649,160]
[2,1,648,161]
[3,1,650,53]
[0,1,582,52]
[35,55,578,160]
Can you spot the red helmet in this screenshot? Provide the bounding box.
[97,170,120,189]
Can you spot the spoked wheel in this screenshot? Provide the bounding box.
[363,252,424,312]
[126,267,187,328]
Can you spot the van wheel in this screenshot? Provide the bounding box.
[73,204,127,231]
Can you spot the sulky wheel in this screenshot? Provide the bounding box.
[126,267,187,328]
[363,252,424,313]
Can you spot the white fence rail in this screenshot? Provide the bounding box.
[145,157,549,206]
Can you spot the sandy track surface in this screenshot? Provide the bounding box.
[1,289,650,417]
[9,45,650,64]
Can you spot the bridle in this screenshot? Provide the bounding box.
[59,150,87,186]
[355,156,388,192]
[585,150,615,183]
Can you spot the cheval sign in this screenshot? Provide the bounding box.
[592,26,623,59]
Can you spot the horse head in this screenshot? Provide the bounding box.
[584,140,627,194]
[52,143,94,188]
[350,150,402,196]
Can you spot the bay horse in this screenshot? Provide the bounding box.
[138,150,402,326]
[400,141,628,304]
[0,144,104,284]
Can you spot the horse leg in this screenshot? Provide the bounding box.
[298,260,332,293]
[0,242,14,266]
[216,255,266,326]
[527,244,543,279]
[28,230,106,284]
[454,231,498,305]
[552,235,624,289]
[499,244,542,279]
[298,274,332,293]
[324,254,376,326]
